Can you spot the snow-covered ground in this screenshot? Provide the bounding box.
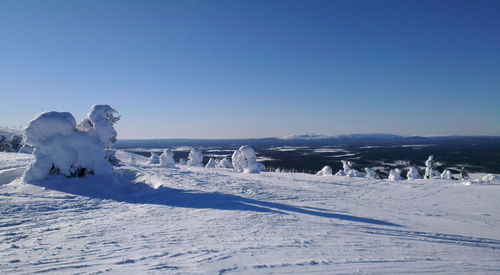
[1,151,500,274]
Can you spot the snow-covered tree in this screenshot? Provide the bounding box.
[232,145,266,173]
[159,149,175,167]
[206,157,217,168]
[149,152,160,164]
[217,157,233,168]
[23,110,115,181]
[407,167,421,179]
[388,168,403,181]
[440,169,453,180]
[364,168,378,179]
[316,165,333,176]
[334,160,363,177]
[424,155,434,179]
[187,148,204,167]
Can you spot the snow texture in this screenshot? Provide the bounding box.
[388,168,403,181]
[407,167,421,179]
[22,110,114,181]
[232,145,266,173]
[187,148,203,167]
[159,149,175,168]
[316,165,332,176]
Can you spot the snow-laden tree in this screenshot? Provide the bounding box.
[316,165,332,176]
[187,148,204,167]
[440,169,453,180]
[23,110,116,181]
[364,168,378,179]
[232,145,266,173]
[407,167,421,179]
[335,160,363,177]
[388,168,403,181]
[424,155,435,179]
[149,152,160,164]
[217,157,233,168]
[205,157,217,168]
[159,149,175,167]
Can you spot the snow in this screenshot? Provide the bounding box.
[217,157,233,168]
[407,167,422,179]
[315,165,332,176]
[22,111,114,181]
[205,157,217,168]
[1,151,500,273]
[388,168,403,181]
[148,152,160,164]
[187,148,203,167]
[364,167,378,179]
[441,169,453,180]
[159,149,175,167]
[424,155,434,179]
[231,145,266,173]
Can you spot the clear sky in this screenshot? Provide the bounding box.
[1,0,499,139]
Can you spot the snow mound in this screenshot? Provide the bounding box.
[388,168,403,181]
[159,149,175,167]
[206,157,217,168]
[407,167,421,179]
[316,165,332,176]
[23,108,117,181]
[187,148,204,167]
[232,145,266,173]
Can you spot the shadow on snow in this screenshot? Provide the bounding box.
[26,173,402,228]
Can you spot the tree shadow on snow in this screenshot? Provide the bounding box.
[27,174,401,228]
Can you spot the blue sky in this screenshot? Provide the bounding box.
[1,0,499,139]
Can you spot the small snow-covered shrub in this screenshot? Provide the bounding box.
[480,174,500,182]
[187,148,203,167]
[364,168,378,179]
[232,145,266,173]
[217,157,233,168]
[388,168,403,181]
[440,169,454,180]
[206,157,217,168]
[346,169,364,178]
[159,149,175,167]
[23,107,119,181]
[407,167,421,179]
[334,170,346,176]
[316,165,332,176]
[334,160,362,177]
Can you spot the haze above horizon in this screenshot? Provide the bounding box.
[1,0,499,139]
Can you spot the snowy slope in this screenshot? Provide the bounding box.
[1,151,500,274]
